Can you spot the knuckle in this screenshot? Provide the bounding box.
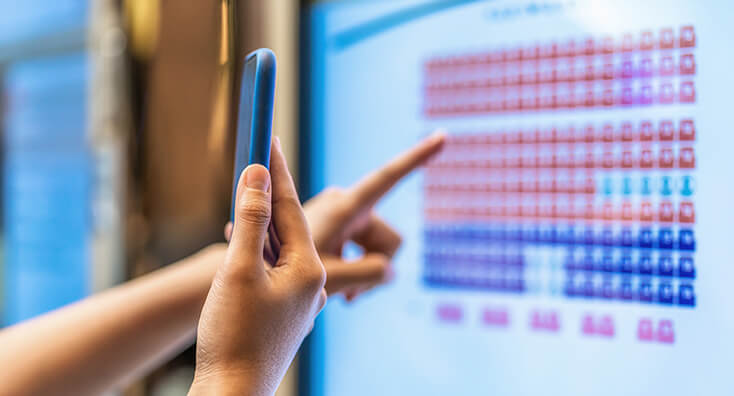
[372,260,390,278]
[237,197,270,226]
[303,264,327,292]
[317,289,328,311]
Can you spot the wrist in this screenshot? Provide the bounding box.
[189,367,272,396]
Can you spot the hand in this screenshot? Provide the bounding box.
[190,139,326,396]
[305,133,445,300]
[223,133,446,301]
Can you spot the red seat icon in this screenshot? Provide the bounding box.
[660,28,675,49]
[603,62,615,79]
[640,149,654,168]
[679,201,695,223]
[659,148,674,168]
[659,82,675,104]
[640,202,653,221]
[621,58,635,78]
[640,84,653,104]
[680,26,696,48]
[640,56,654,77]
[584,124,595,142]
[584,203,595,220]
[638,318,654,341]
[680,53,696,75]
[639,121,654,141]
[621,85,635,105]
[657,320,675,344]
[602,151,614,168]
[659,201,674,222]
[582,315,595,335]
[659,55,675,76]
[577,178,592,194]
[659,120,675,141]
[602,88,615,106]
[680,81,696,103]
[622,201,634,220]
[621,150,634,168]
[621,122,634,141]
[598,316,615,337]
[602,123,615,142]
[640,31,654,50]
[679,147,696,168]
[602,36,614,54]
[602,202,614,220]
[584,37,595,55]
[584,64,595,81]
[679,119,696,140]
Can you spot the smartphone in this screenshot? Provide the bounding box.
[230,48,277,221]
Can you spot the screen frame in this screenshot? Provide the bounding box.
[298,3,331,395]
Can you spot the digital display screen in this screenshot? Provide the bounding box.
[306,1,734,395]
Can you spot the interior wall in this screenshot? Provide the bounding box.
[139,0,226,269]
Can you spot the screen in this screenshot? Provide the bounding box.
[306,1,734,395]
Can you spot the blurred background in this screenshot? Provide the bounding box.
[0,0,303,394]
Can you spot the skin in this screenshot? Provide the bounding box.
[189,139,327,395]
[0,134,445,396]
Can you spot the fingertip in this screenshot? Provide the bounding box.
[243,164,270,192]
[431,129,447,142]
[427,130,447,152]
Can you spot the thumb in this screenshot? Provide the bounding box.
[229,164,272,272]
[323,253,393,296]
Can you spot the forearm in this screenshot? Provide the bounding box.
[0,243,226,396]
[189,370,271,396]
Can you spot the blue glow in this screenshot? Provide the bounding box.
[307,0,734,395]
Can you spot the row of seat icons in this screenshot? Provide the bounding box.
[427,145,696,170]
[425,200,696,223]
[426,175,694,197]
[424,80,696,116]
[424,53,696,89]
[435,119,696,144]
[425,26,696,66]
[424,225,696,250]
[435,305,675,344]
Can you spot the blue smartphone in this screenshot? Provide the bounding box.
[230,48,277,221]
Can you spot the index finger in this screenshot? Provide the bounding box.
[347,131,446,210]
[269,137,316,251]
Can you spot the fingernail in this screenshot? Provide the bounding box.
[274,136,282,150]
[245,164,270,191]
